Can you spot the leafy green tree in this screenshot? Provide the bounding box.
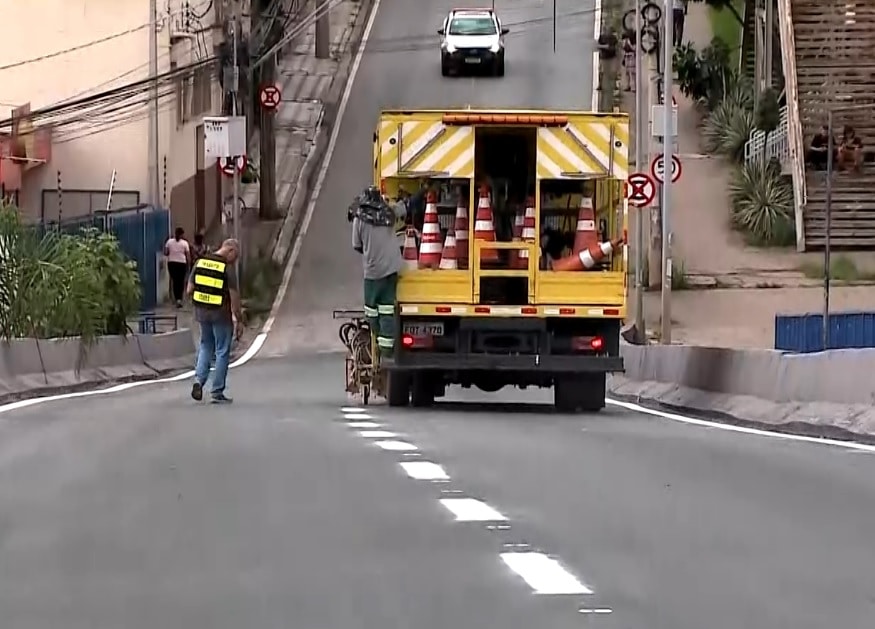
[689,0,745,27]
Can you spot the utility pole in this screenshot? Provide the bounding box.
[764,0,774,89]
[230,14,242,273]
[315,0,330,59]
[256,0,279,219]
[633,0,646,340]
[148,0,160,206]
[660,0,673,344]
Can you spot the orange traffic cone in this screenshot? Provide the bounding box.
[402,226,418,271]
[552,238,624,271]
[572,196,598,257]
[454,202,469,270]
[473,185,498,263]
[517,198,536,269]
[419,191,442,269]
[439,228,458,269]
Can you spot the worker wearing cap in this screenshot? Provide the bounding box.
[351,187,408,358]
[186,238,244,404]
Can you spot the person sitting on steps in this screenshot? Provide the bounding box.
[806,125,833,171]
[837,125,863,173]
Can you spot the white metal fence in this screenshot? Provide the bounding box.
[743,105,790,165]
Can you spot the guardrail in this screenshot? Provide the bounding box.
[776,0,808,252]
[743,105,790,166]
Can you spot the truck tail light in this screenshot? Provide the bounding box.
[401,333,433,349]
[571,336,604,352]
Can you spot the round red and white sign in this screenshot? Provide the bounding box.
[219,155,246,177]
[259,84,282,110]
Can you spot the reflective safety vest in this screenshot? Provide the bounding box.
[191,254,227,308]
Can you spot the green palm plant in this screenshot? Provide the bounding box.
[729,158,795,245]
[702,99,755,161]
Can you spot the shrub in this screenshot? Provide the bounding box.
[674,38,734,110]
[729,159,795,246]
[0,203,141,341]
[703,99,755,160]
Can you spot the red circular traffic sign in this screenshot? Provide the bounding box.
[259,84,282,110]
[650,153,682,184]
[627,172,656,207]
[219,155,246,177]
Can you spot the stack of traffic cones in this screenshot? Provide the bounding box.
[439,228,458,269]
[573,196,598,256]
[516,198,536,269]
[552,238,625,271]
[418,191,443,269]
[454,202,469,269]
[401,226,418,271]
[473,184,498,263]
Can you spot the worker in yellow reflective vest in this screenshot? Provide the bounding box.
[186,238,244,403]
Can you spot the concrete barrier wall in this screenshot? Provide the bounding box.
[620,343,875,406]
[0,330,195,401]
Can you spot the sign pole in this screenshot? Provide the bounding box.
[660,0,672,344]
[633,0,646,341]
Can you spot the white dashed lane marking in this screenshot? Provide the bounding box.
[343,412,373,420]
[398,461,450,480]
[500,552,593,595]
[346,421,381,428]
[358,430,398,438]
[439,498,508,522]
[373,440,418,451]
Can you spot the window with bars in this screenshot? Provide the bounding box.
[176,64,213,125]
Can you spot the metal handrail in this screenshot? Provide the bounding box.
[776,0,807,251]
[744,106,790,165]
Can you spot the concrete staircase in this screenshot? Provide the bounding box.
[793,0,875,249]
[740,0,783,88]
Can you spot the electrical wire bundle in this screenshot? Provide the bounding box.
[339,318,373,388]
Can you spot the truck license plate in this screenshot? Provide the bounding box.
[404,322,444,336]
[465,57,481,64]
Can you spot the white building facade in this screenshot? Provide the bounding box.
[0,0,230,236]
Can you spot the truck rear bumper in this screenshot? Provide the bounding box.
[390,353,624,373]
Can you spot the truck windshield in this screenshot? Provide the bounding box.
[448,16,497,35]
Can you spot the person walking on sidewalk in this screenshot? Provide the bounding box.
[164,227,191,308]
[186,238,244,404]
[351,186,408,359]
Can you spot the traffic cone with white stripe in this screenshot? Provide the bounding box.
[474,184,498,263]
[517,197,536,269]
[551,238,625,271]
[402,226,418,271]
[418,191,443,269]
[454,202,469,269]
[439,228,458,269]
[510,208,524,268]
[572,195,598,257]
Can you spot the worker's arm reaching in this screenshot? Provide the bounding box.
[352,216,364,254]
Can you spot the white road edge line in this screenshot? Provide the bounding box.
[399,461,449,480]
[592,0,602,112]
[439,498,507,522]
[605,398,875,453]
[373,440,418,451]
[4,0,875,459]
[500,552,593,595]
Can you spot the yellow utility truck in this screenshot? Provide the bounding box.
[375,108,629,411]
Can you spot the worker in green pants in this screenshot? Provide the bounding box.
[351,186,408,358]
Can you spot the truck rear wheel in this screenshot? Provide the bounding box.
[411,372,435,408]
[554,374,606,413]
[387,371,411,407]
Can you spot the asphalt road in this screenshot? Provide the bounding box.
[4,1,875,628]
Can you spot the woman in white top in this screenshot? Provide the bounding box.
[164,227,191,307]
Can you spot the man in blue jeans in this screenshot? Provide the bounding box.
[186,238,243,403]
